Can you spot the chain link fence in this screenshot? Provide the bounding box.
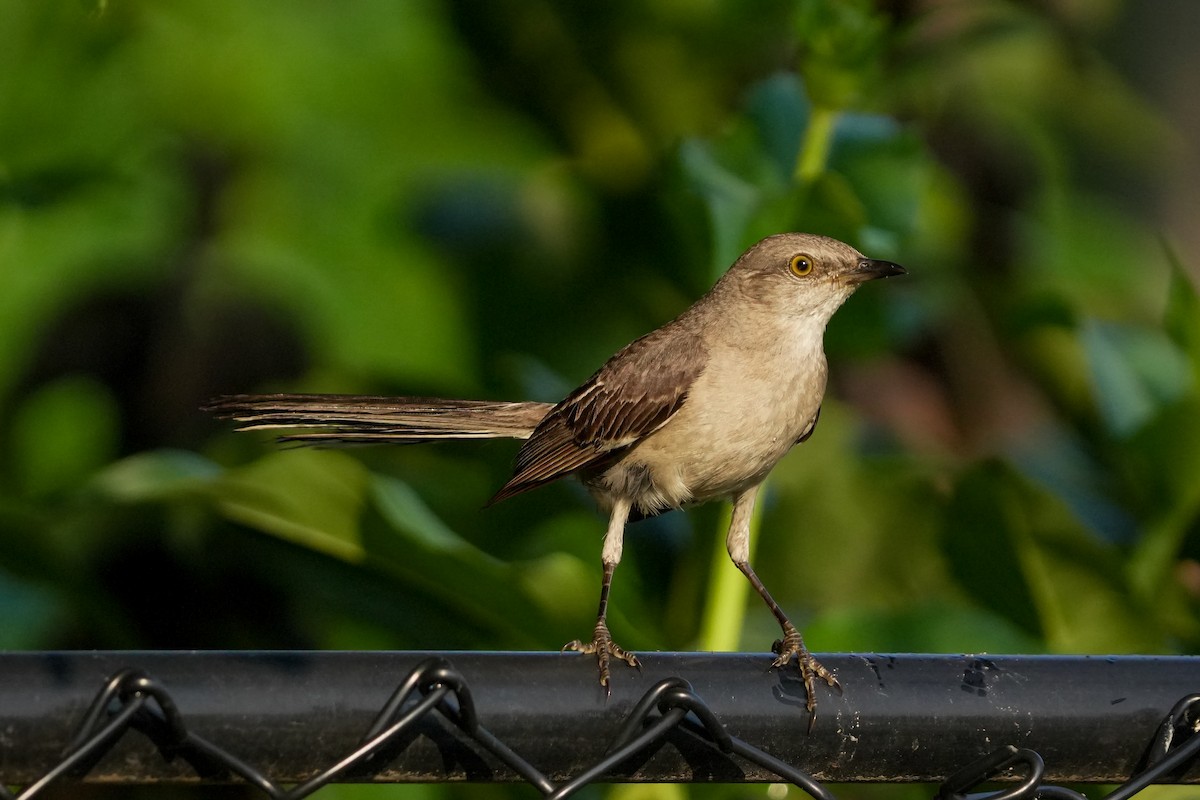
[1,652,1197,798]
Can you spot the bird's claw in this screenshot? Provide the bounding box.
[564,619,639,695]
[771,623,840,728]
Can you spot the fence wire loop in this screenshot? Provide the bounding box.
[548,687,690,799]
[1108,693,1200,800]
[67,669,190,771]
[1143,693,1200,773]
[658,684,734,754]
[123,674,189,752]
[937,745,1045,800]
[63,667,136,755]
[606,676,689,753]
[369,658,555,795]
[602,677,830,800]
[421,659,480,733]
[361,656,446,741]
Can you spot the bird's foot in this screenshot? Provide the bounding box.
[771,622,840,727]
[563,619,640,695]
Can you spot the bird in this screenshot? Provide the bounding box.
[205,232,906,721]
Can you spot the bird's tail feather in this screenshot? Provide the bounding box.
[203,393,552,445]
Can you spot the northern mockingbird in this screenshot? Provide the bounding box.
[206,232,905,720]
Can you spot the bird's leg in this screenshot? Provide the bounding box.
[563,497,639,693]
[727,485,839,722]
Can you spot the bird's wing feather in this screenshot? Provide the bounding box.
[490,325,707,503]
[796,405,821,444]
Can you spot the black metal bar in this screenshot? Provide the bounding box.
[0,651,1196,784]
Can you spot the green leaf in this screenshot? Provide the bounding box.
[0,573,66,648]
[369,473,483,556]
[808,603,1041,654]
[10,375,120,498]
[744,73,809,178]
[89,449,222,503]
[943,463,1042,638]
[943,461,1159,652]
[362,473,558,647]
[678,137,763,273]
[793,0,890,109]
[210,450,369,563]
[1163,241,1200,384]
[831,117,928,238]
[1081,320,1192,437]
[1124,398,1200,639]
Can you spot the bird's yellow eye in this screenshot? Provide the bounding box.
[789,253,815,277]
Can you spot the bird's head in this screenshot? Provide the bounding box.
[718,232,906,322]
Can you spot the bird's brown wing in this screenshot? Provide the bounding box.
[489,325,707,503]
[796,405,821,444]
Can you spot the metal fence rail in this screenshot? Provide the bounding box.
[0,651,1197,798]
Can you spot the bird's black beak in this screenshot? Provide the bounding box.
[843,258,907,284]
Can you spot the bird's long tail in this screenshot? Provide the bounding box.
[203,393,553,445]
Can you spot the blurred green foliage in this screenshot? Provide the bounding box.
[1,0,1199,798]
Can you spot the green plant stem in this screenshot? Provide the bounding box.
[696,492,766,651]
[794,105,839,184]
